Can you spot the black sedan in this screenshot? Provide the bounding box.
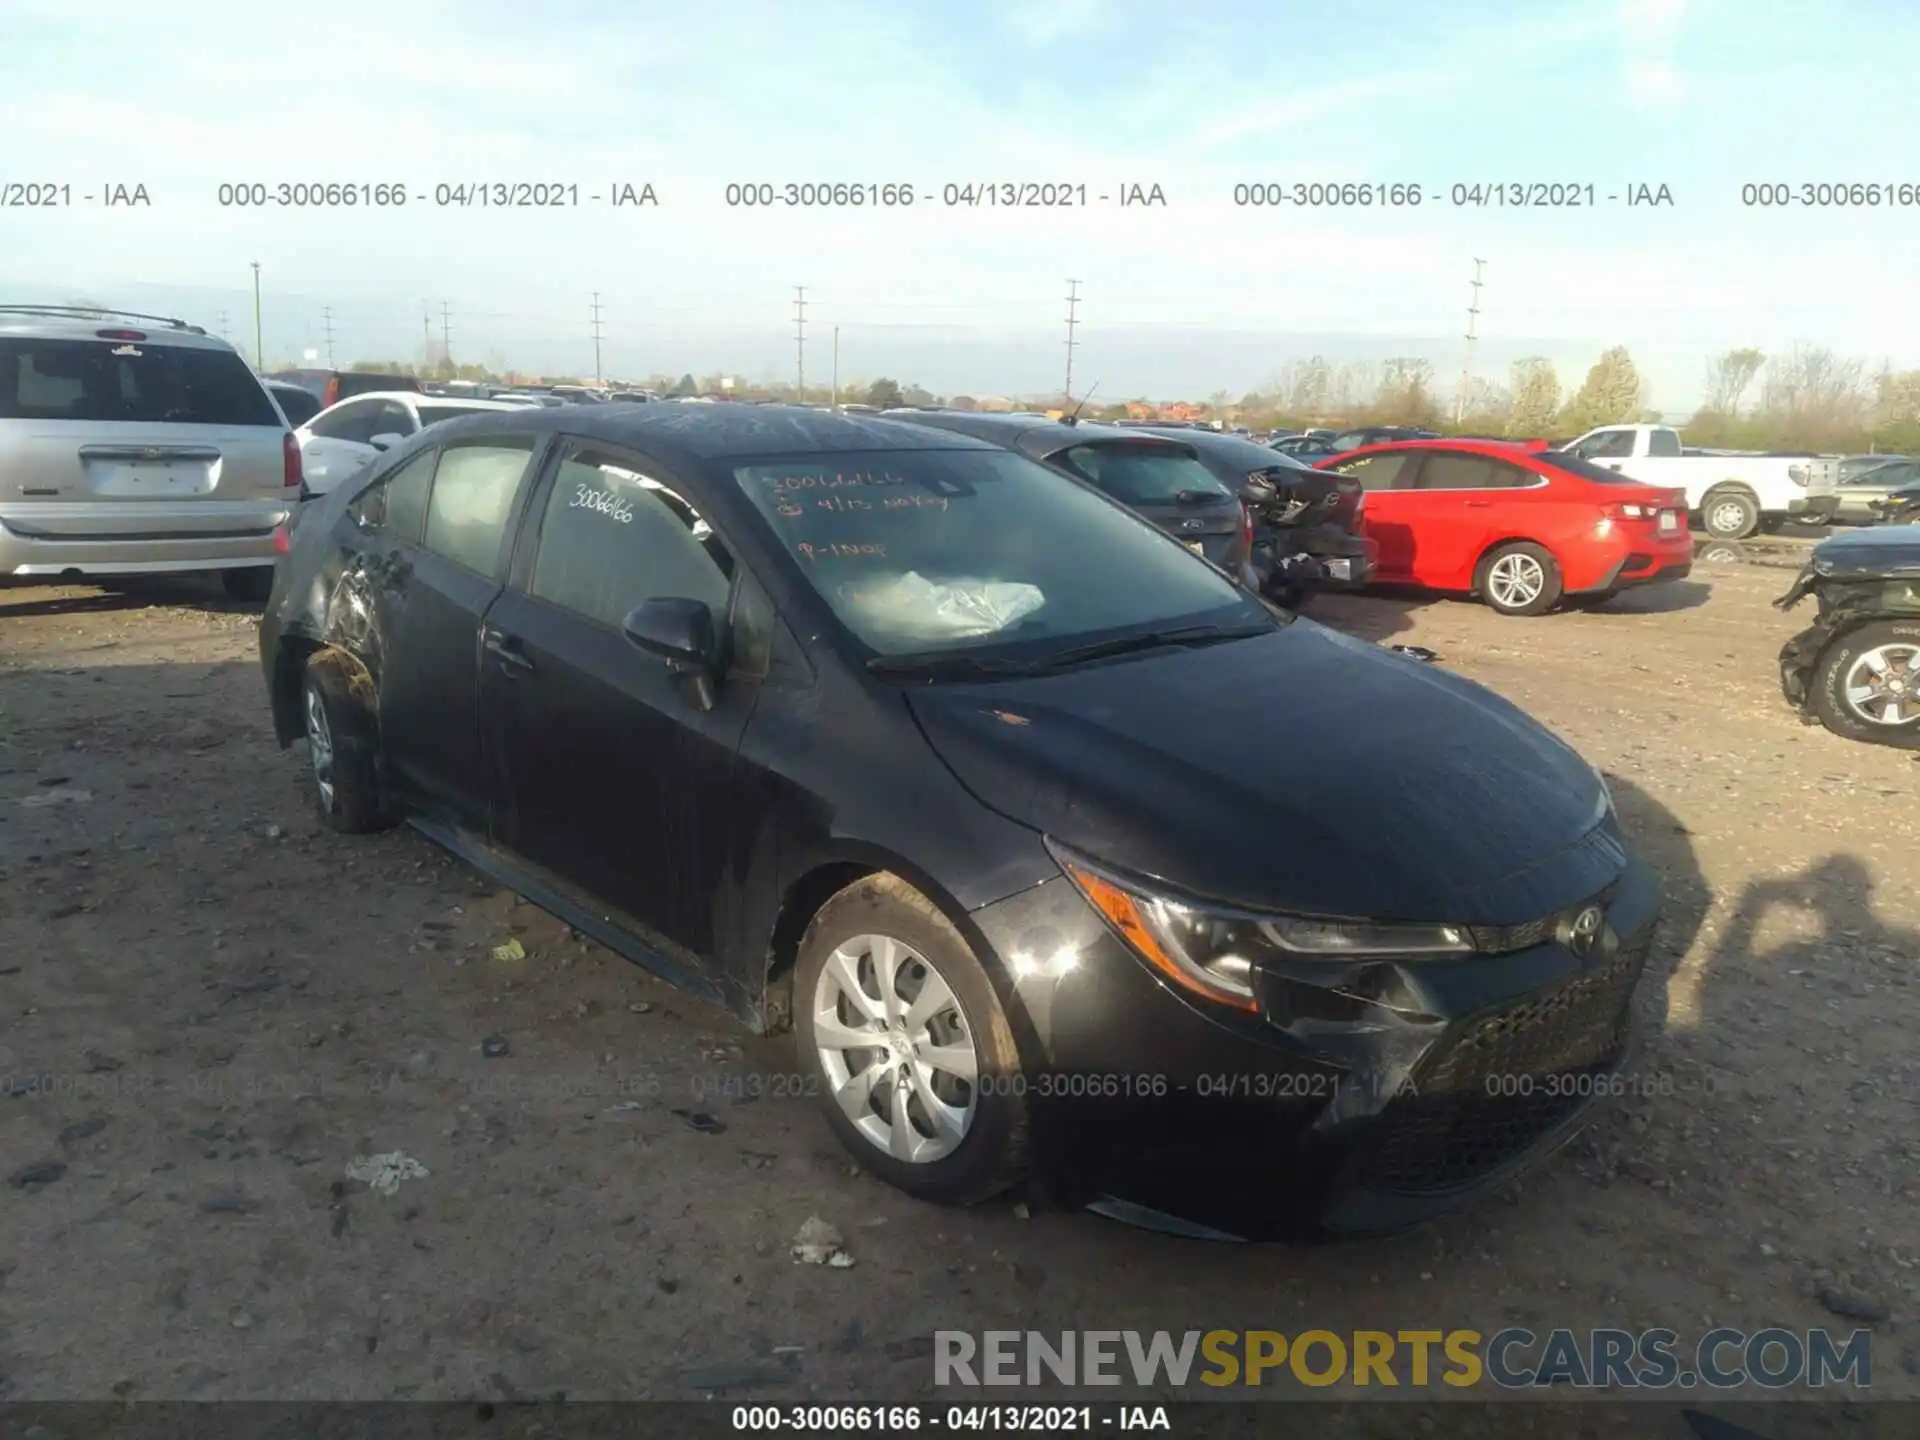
[259,405,1661,1240]
[882,410,1255,587]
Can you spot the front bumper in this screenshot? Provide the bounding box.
[972,853,1662,1240]
[0,500,292,577]
[1791,493,1840,523]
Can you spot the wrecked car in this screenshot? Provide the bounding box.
[1776,524,1920,747]
[259,404,1661,1241]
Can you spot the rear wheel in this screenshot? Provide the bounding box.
[222,566,274,601]
[1701,487,1760,540]
[794,874,1028,1206]
[1476,542,1564,617]
[1811,621,1920,745]
[301,651,397,833]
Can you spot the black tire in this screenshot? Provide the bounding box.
[1475,541,1564,617]
[794,874,1028,1206]
[1700,487,1760,540]
[222,566,274,602]
[1810,620,1920,747]
[301,649,398,833]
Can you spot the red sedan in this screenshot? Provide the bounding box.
[1314,440,1694,616]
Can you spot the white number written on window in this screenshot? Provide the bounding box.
[569,483,634,523]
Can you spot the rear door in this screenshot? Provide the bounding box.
[1403,449,1544,587]
[0,332,290,522]
[374,433,545,829]
[1324,450,1420,577]
[479,438,766,963]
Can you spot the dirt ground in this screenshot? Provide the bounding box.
[1,539,1915,1409]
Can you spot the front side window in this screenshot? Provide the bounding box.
[367,400,414,438]
[311,400,382,444]
[529,449,733,631]
[422,440,534,574]
[1572,429,1636,460]
[733,447,1266,658]
[1325,452,1414,490]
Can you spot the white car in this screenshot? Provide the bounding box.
[1558,424,1839,540]
[294,391,528,497]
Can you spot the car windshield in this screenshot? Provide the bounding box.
[1528,451,1649,485]
[732,448,1270,660]
[1052,442,1233,505]
[0,338,281,425]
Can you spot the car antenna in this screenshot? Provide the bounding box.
[1064,379,1100,427]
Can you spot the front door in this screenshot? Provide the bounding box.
[478,439,768,962]
[1398,448,1543,590]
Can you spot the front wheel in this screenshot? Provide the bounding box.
[1701,488,1760,540]
[794,874,1028,1206]
[301,651,398,833]
[1477,541,1564,617]
[1811,620,1920,746]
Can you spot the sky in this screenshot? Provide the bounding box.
[5,0,1919,411]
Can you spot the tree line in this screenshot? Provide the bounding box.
[330,343,1920,455]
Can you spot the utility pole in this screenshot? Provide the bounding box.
[831,326,840,410]
[1063,279,1081,404]
[216,310,229,340]
[440,301,451,373]
[250,262,263,372]
[1455,258,1486,427]
[590,292,604,385]
[422,304,433,369]
[793,286,807,402]
[321,305,336,368]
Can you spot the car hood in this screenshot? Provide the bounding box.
[1807,524,1920,581]
[904,621,1620,926]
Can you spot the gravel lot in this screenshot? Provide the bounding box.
[1,542,1915,1409]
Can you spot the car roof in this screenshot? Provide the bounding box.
[0,309,234,350]
[321,391,525,410]
[1122,423,1315,471]
[418,402,1006,465]
[882,409,1191,462]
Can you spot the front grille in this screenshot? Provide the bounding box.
[1353,930,1650,1195]
[1464,880,1618,955]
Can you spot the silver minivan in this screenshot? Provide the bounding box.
[0,306,301,599]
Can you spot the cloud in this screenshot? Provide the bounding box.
[1004,0,1107,43]
[1621,0,1687,102]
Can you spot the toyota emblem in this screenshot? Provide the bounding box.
[1561,905,1605,959]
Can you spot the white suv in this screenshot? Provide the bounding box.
[0,305,301,599]
[294,391,529,496]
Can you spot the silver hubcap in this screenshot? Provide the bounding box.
[304,685,335,808]
[1842,643,1920,726]
[1709,500,1749,535]
[1487,553,1546,610]
[812,934,978,1164]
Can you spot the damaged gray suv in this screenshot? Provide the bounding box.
[0,305,302,600]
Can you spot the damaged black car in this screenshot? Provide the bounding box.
[259,405,1660,1241]
[1776,524,1920,748]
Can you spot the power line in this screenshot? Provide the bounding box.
[1063,279,1081,402]
[590,292,605,385]
[1455,258,1486,426]
[793,286,807,399]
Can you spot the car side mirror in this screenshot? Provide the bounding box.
[368,432,405,451]
[623,596,720,709]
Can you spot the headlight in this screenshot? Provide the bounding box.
[1047,842,1472,1013]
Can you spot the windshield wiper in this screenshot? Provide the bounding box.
[1174,489,1231,505]
[1031,622,1272,672]
[865,651,1044,679]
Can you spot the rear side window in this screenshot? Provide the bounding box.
[1416,453,1532,490]
[1530,451,1646,485]
[1646,429,1682,458]
[1326,452,1414,490]
[272,387,321,426]
[529,449,733,629]
[1058,444,1230,505]
[0,338,280,426]
[423,441,534,574]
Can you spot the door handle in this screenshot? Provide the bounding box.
[483,631,534,674]
[1464,499,1493,508]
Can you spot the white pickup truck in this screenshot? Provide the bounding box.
[1558,424,1836,539]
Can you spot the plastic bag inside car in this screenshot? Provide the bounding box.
[839,570,1045,639]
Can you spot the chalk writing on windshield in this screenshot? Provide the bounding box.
[769,471,910,493]
[797,542,886,560]
[773,492,952,518]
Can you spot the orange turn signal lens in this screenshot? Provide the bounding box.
[1060,859,1260,1013]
